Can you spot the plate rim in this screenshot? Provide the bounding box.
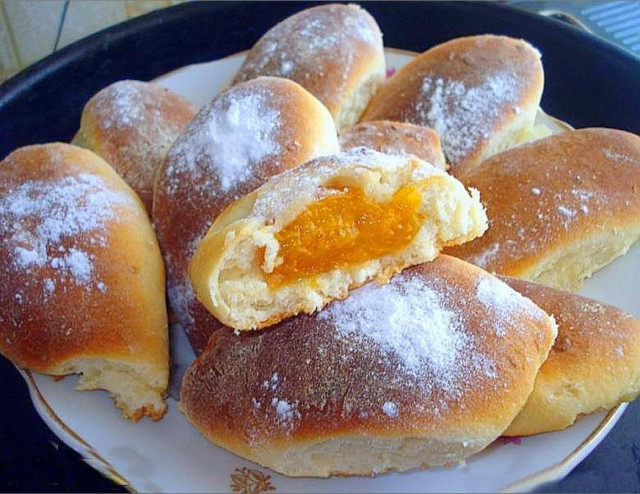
[20,364,628,493]
[499,404,627,493]
[18,369,135,491]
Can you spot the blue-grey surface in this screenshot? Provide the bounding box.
[538,400,640,492]
[512,1,640,59]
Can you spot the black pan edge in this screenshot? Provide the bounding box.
[1,1,639,159]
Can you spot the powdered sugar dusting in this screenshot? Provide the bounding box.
[14,246,43,267]
[460,137,617,272]
[208,93,279,191]
[157,81,298,350]
[50,248,93,284]
[271,398,299,423]
[417,72,520,165]
[318,273,477,393]
[0,173,131,294]
[557,205,576,218]
[96,81,148,129]
[604,148,640,166]
[254,370,301,430]
[183,261,558,443]
[85,81,195,200]
[235,4,381,89]
[166,89,281,194]
[263,372,279,391]
[167,275,196,326]
[469,242,501,270]
[382,401,398,418]
[476,276,543,337]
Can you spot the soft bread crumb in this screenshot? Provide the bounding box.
[57,358,167,421]
[213,183,487,328]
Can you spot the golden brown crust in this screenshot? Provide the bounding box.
[73,80,196,213]
[0,143,168,420]
[361,35,543,173]
[339,120,447,170]
[233,4,385,129]
[501,276,640,436]
[180,256,557,476]
[444,128,640,289]
[152,76,339,354]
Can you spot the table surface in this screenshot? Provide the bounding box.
[1,1,640,492]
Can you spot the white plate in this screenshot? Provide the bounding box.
[19,49,640,494]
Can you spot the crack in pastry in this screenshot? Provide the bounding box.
[188,147,488,330]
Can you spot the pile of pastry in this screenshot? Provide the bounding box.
[1,3,640,478]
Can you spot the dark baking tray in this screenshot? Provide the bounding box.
[1,2,639,492]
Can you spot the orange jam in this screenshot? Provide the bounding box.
[262,184,423,286]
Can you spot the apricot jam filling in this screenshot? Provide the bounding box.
[261,184,424,287]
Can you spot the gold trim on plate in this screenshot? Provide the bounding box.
[500,404,627,493]
[22,370,136,492]
[230,467,276,493]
